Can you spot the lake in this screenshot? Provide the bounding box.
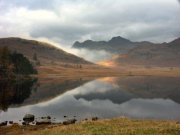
[0,76,180,124]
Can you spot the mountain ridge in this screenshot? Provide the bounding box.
[98,37,180,67]
[72,36,151,54]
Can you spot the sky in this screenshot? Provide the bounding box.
[0,0,180,62]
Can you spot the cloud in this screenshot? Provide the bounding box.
[68,48,114,62]
[0,0,180,60]
[28,0,180,44]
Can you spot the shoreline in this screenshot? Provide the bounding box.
[1,117,180,135]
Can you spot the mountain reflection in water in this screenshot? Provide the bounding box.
[0,76,180,122]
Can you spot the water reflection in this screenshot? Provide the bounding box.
[0,76,180,123]
[97,76,180,104]
[9,77,92,107]
[74,81,138,104]
[0,79,37,111]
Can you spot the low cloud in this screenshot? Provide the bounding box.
[0,0,180,65]
[1,0,180,46]
[24,37,113,62]
[68,48,114,62]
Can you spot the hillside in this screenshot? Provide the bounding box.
[72,36,150,54]
[99,37,180,67]
[0,37,98,75]
[0,37,92,66]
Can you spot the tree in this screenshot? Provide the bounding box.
[36,61,41,66]
[0,46,11,68]
[33,53,37,61]
[0,46,12,77]
[0,46,38,78]
[12,52,37,74]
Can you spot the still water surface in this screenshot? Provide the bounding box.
[0,76,180,123]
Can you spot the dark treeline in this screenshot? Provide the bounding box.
[0,46,37,78]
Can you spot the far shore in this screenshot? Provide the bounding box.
[30,65,180,77]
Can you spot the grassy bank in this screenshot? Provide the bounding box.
[33,65,180,77]
[1,117,180,135]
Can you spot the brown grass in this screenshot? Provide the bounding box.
[33,64,180,77]
[1,117,180,135]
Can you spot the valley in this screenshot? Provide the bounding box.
[1,37,180,77]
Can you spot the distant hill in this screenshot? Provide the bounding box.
[0,37,93,66]
[98,37,180,67]
[72,36,151,54]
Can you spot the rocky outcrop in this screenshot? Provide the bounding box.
[92,117,98,121]
[9,121,13,124]
[23,114,35,121]
[63,118,77,125]
[22,114,35,125]
[36,117,51,125]
[0,121,7,126]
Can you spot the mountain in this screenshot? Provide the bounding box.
[72,36,151,54]
[99,37,180,67]
[0,37,92,66]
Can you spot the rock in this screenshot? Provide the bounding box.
[36,118,51,125]
[83,118,88,121]
[47,116,51,119]
[23,114,35,121]
[52,122,62,124]
[4,121,8,125]
[9,121,13,124]
[92,117,98,121]
[22,121,29,125]
[63,118,77,125]
[0,121,8,126]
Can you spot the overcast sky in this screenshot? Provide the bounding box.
[0,0,180,62]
